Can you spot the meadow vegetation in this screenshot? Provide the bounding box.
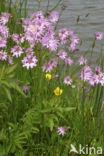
[0,0,104,155]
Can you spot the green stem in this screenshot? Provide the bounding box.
[46,0,50,13]
[24,0,27,18]
[55,9,63,31]
[81,65,85,145]
[38,0,40,11]
[49,0,62,12]
[91,37,96,57]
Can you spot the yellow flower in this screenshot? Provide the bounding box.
[45,74,52,80]
[31,26,35,31]
[54,87,63,96]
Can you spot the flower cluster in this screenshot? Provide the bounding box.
[57,49,73,67]
[0,12,10,48]
[22,11,59,51]
[42,58,57,73]
[0,11,104,89]
[59,29,79,51]
[80,64,104,86]
[0,24,9,48]
[0,10,79,73]
[0,12,11,25]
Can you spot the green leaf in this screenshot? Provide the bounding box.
[1,81,10,88]
[5,64,17,74]
[48,119,54,131]
[3,86,12,102]
[63,107,76,112]
[32,127,39,133]
[40,108,52,113]
[9,82,26,97]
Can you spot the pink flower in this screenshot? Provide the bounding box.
[22,85,30,93]
[49,11,59,23]
[95,66,101,73]
[42,58,57,73]
[25,48,34,55]
[12,33,19,43]
[59,28,71,44]
[35,11,45,20]
[22,54,38,69]
[0,38,6,48]
[69,42,76,51]
[25,31,36,47]
[0,25,9,48]
[22,18,32,32]
[49,58,57,67]
[0,12,11,25]
[96,32,103,40]
[80,65,92,82]
[57,127,66,136]
[64,76,72,85]
[89,74,99,86]
[12,33,25,44]
[11,45,24,58]
[42,62,52,73]
[52,74,59,78]
[65,57,73,66]
[30,13,37,22]
[78,56,87,65]
[0,50,7,61]
[8,56,13,65]
[57,49,67,60]
[69,35,79,51]
[70,35,79,44]
[98,72,104,86]
[41,35,59,51]
[48,39,59,51]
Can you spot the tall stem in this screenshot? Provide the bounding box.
[38,0,40,11]
[46,0,50,13]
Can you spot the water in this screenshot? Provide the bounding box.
[13,0,104,62]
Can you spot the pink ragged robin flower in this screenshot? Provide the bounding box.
[78,56,87,66]
[49,11,59,23]
[22,85,30,93]
[22,54,38,69]
[96,32,103,40]
[0,50,7,61]
[57,127,66,136]
[80,65,92,82]
[11,45,24,58]
[0,12,11,25]
[57,49,67,60]
[64,76,72,85]
[65,57,73,66]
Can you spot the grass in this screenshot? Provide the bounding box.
[0,0,104,156]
